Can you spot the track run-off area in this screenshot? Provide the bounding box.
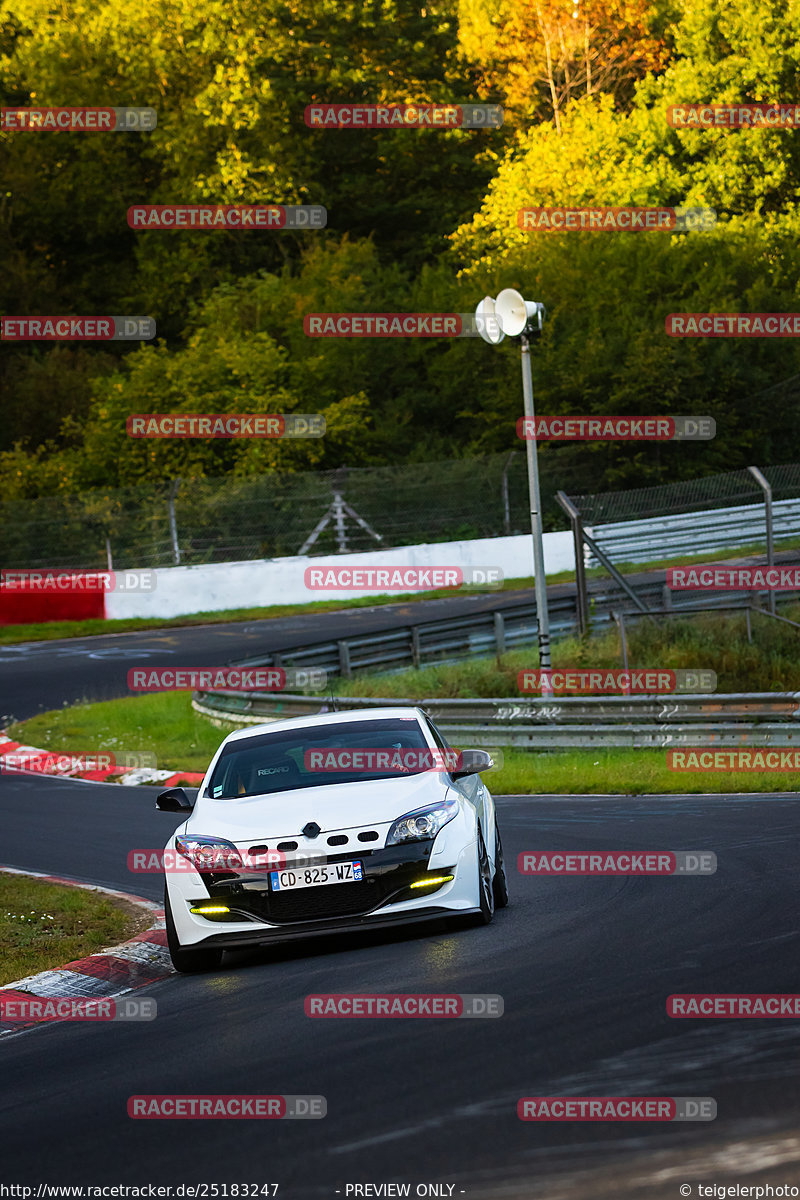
[2,598,800,1198]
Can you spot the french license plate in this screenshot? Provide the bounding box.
[269,861,363,892]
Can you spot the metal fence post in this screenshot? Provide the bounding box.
[747,466,776,615]
[494,611,506,659]
[613,610,630,671]
[332,493,348,554]
[411,626,421,669]
[555,490,589,636]
[168,478,182,565]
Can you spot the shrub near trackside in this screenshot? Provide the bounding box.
[336,607,800,697]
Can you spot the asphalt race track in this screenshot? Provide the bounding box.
[0,590,549,722]
[0,573,667,722]
[3,773,800,1196]
[2,612,800,1196]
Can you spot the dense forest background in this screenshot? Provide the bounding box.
[2,0,800,505]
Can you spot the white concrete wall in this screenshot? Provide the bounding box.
[105,531,575,620]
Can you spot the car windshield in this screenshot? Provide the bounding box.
[206,717,434,798]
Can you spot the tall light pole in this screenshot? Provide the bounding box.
[475,290,551,671]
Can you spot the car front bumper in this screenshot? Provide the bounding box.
[167,835,480,949]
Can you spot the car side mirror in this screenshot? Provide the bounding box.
[156,787,194,812]
[451,749,494,779]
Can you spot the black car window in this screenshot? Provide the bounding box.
[207,716,434,799]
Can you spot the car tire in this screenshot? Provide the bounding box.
[164,886,224,974]
[474,825,495,925]
[492,819,510,909]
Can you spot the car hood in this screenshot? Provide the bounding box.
[185,772,454,842]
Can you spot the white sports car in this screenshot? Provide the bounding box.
[157,706,509,972]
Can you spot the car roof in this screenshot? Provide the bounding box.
[221,705,428,747]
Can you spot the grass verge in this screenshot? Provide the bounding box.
[9,601,800,792]
[338,605,800,696]
[8,692,800,794]
[491,748,800,795]
[7,692,229,775]
[0,873,150,986]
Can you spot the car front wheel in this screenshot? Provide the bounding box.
[492,819,510,908]
[475,826,495,925]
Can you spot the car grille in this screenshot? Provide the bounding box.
[225,877,383,923]
[212,844,435,925]
[268,880,381,921]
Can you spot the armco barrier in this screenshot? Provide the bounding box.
[204,577,796,684]
[190,571,800,748]
[191,691,800,749]
[587,496,800,568]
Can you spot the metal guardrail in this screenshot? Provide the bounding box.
[587,496,800,567]
[229,583,789,682]
[191,571,800,749]
[191,691,800,749]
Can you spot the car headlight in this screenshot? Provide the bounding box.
[174,835,243,873]
[386,796,458,845]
